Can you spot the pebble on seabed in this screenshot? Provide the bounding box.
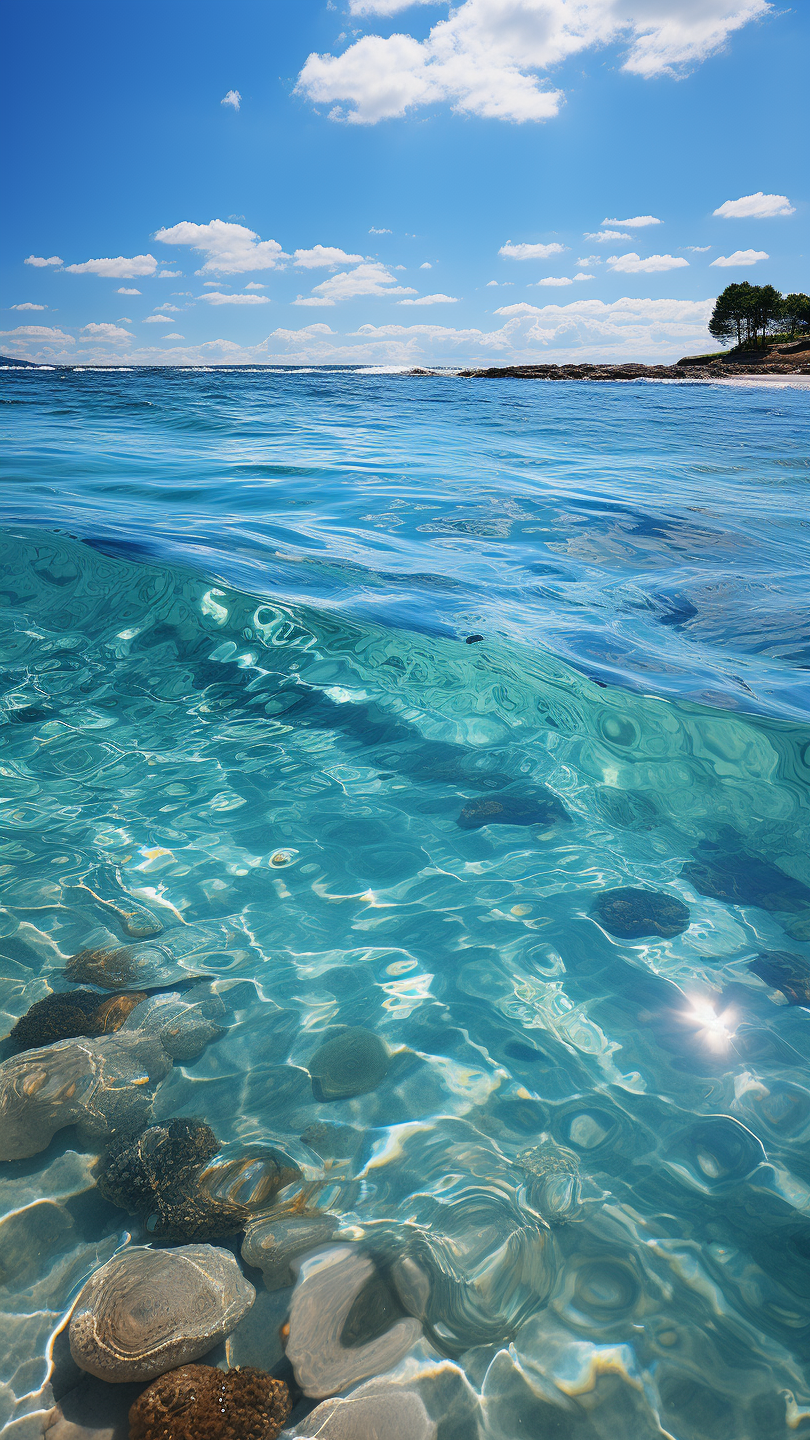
[128,1363,291,1440]
[9,989,147,1051]
[456,790,569,830]
[749,950,810,1006]
[69,1244,255,1383]
[308,1026,390,1101]
[590,886,691,939]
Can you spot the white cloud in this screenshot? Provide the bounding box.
[158,270,182,278]
[203,281,222,286]
[607,251,688,273]
[713,191,794,219]
[11,302,46,310]
[221,89,242,110]
[684,245,711,252]
[154,219,289,274]
[118,317,133,323]
[272,323,336,338]
[295,261,418,306]
[297,0,768,124]
[574,272,594,282]
[0,324,73,340]
[534,276,573,286]
[143,314,176,323]
[397,293,459,304]
[24,255,62,267]
[576,255,601,266]
[486,280,499,286]
[350,0,436,11]
[420,262,432,269]
[603,214,661,226]
[81,322,134,340]
[244,282,266,289]
[198,291,272,304]
[64,254,158,278]
[584,230,632,242]
[154,303,181,312]
[499,241,567,261]
[117,286,141,295]
[710,249,769,267]
[163,333,185,339]
[293,244,365,268]
[369,226,391,234]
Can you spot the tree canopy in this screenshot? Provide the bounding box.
[709,283,810,348]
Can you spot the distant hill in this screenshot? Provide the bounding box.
[0,354,46,367]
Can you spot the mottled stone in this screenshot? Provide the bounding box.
[0,1033,172,1162]
[119,985,226,1061]
[682,853,810,914]
[294,1388,435,1439]
[286,1246,421,1399]
[242,1212,338,1289]
[129,1363,291,1440]
[69,1245,255,1383]
[9,990,148,1052]
[749,951,810,1007]
[591,887,690,939]
[457,789,569,831]
[64,945,190,992]
[309,1027,390,1101]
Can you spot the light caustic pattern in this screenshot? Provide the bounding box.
[1,526,810,1436]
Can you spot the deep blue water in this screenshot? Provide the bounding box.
[1,366,810,1437]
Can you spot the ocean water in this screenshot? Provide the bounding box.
[1,365,810,1437]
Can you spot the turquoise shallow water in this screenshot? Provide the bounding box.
[1,367,810,1437]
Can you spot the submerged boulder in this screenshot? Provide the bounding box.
[9,989,147,1052]
[69,1244,255,1383]
[591,887,690,940]
[0,1032,171,1161]
[749,951,810,1007]
[119,984,226,1061]
[457,789,569,831]
[242,1212,339,1290]
[308,1027,390,1101]
[97,1119,241,1242]
[682,852,810,914]
[285,1245,421,1399]
[129,1363,291,1440]
[64,945,191,992]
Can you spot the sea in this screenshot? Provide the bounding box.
[1,364,810,1438]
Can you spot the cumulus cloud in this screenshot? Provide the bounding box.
[272,323,336,339]
[244,282,265,289]
[684,245,711,252]
[143,314,176,323]
[574,272,594,281]
[221,89,241,110]
[153,303,181,312]
[65,254,158,278]
[499,241,567,260]
[158,269,182,278]
[81,322,134,340]
[24,255,62,267]
[199,291,272,304]
[607,251,688,272]
[603,214,661,226]
[294,261,418,305]
[117,286,141,295]
[296,0,769,124]
[576,255,601,266]
[293,244,365,268]
[11,302,46,310]
[0,324,73,340]
[710,249,769,267]
[534,276,574,286]
[163,333,185,339]
[154,219,289,274]
[584,230,632,242]
[397,293,459,304]
[713,191,794,219]
[420,262,432,269]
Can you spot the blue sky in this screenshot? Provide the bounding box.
[1,0,805,365]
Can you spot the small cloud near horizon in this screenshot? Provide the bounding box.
[24,255,62,267]
[221,90,241,111]
[607,252,688,273]
[398,293,459,305]
[11,302,46,310]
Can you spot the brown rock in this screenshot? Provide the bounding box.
[128,1363,291,1440]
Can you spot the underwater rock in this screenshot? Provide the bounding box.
[293,1387,435,1440]
[64,944,200,992]
[242,1212,339,1290]
[96,1118,254,1242]
[69,1244,255,1383]
[129,1363,291,1440]
[0,1032,171,1162]
[749,951,810,1007]
[9,989,146,1051]
[682,852,810,914]
[308,1027,390,1101]
[517,1140,582,1222]
[196,1147,301,1214]
[591,887,690,939]
[285,1246,421,1399]
[119,984,226,1061]
[457,789,569,830]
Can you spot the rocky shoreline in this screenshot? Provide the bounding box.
[412,340,810,381]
